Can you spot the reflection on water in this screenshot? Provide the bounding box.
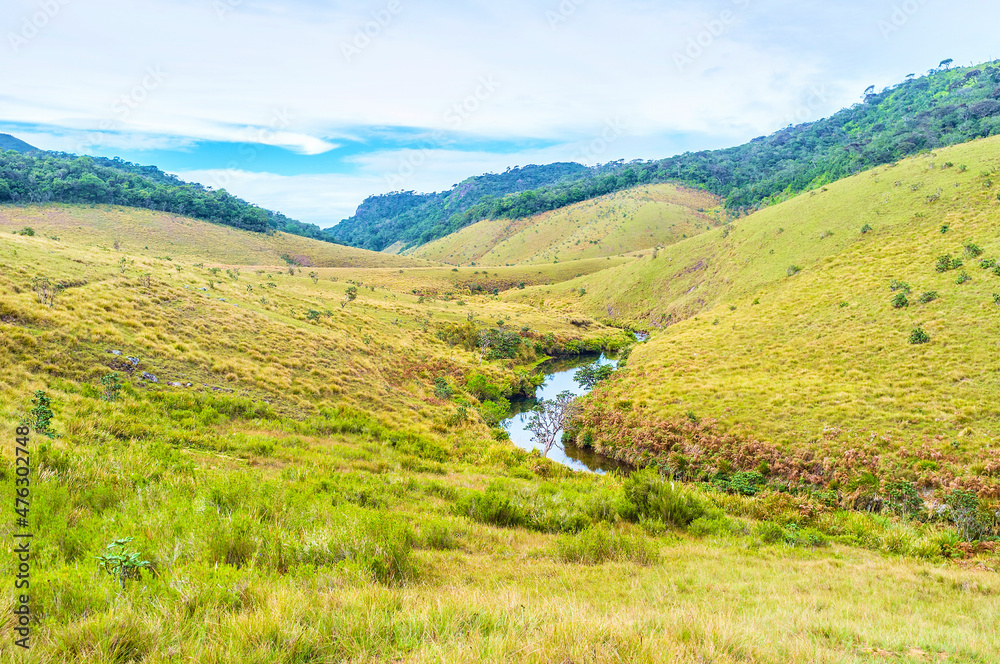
[503,353,631,475]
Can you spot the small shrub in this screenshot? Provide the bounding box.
[100,372,124,402]
[956,271,971,285]
[23,390,55,438]
[980,258,997,270]
[964,243,984,258]
[918,291,939,304]
[891,292,909,309]
[861,224,873,234]
[935,254,962,272]
[909,327,930,345]
[17,226,35,236]
[622,469,710,528]
[786,265,802,277]
[993,293,1000,306]
[478,398,511,428]
[96,537,153,588]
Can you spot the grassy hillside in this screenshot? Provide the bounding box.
[0,204,434,269]
[2,202,999,662]
[410,184,719,266]
[525,137,1000,496]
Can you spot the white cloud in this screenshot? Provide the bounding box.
[4,0,1000,222]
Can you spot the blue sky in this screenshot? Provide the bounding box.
[2,0,999,227]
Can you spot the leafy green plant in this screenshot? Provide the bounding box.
[980,258,997,270]
[101,372,124,402]
[964,243,984,258]
[956,271,972,285]
[935,254,963,272]
[16,226,35,236]
[891,292,909,309]
[909,327,931,345]
[860,224,873,234]
[786,265,802,277]
[23,390,55,438]
[918,291,939,304]
[96,537,153,589]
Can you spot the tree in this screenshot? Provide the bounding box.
[342,285,358,308]
[527,391,579,457]
[573,363,614,389]
[939,58,954,70]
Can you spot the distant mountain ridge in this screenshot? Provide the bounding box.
[332,60,1000,253]
[0,133,38,152]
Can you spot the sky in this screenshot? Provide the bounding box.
[2,0,999,228]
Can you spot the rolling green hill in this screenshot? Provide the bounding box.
[508,136,1000,497]
[409,183,720,266]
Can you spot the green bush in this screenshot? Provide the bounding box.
[935,254,963,272]
[964,243,984,258]
[980,258,997,270]
[909,328,931,345]
[554,523,658,566]
[622,469,710,528]
[918,291,939,304]
[466,374,503,401]
[956,271,972,285]
[478,398,511,427]
[786,265,802,277]
[891,292,909,309]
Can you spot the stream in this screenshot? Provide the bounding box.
[502,353,632,475]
